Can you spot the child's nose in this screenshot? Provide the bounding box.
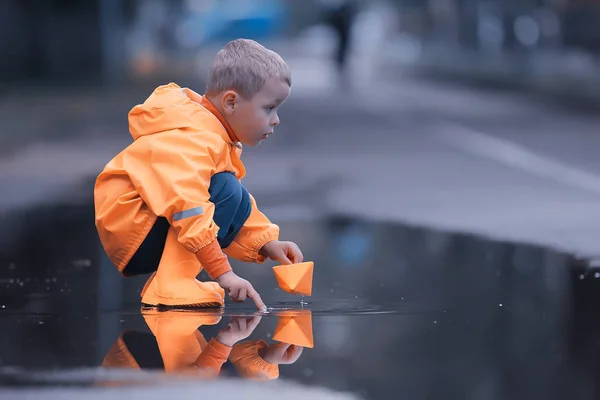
[271,114,280,127]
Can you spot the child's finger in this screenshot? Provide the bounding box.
[278,250,293,265]
[288,345,304,362]
[288,245,303,263]
[238,288,247,301]
[229,287,240,301]
[247,315,262,331]
[273,343,291,356]
[247,287,267,311]
[231,318,242,331]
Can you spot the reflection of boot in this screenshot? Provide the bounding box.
[101,334,140,369]
[142,310,222,373]
[141,227,224,308]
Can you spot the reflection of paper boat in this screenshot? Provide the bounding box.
[272,310,314,348]
[272,261,313,296]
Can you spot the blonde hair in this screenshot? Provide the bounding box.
[206,39,291,99]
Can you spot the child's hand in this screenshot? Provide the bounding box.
[216,316,262,347]
[259,343,304,365]
[216,271,266,311]
[259,241,304,265]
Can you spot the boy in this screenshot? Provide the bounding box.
[94,39,303,311]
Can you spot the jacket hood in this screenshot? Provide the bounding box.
[128,83,213,141]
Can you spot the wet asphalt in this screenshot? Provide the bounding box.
[1,192,600,400]
[2,76,600,399]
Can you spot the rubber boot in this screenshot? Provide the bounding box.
[141,227,224,308]
[142,310,222,373]
[140,273,225,301]
[202,281,226,300]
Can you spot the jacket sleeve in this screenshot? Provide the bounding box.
[229,340,279,381]
[223,194,279,263]
[192,338,232,379]
[124,131,221,254]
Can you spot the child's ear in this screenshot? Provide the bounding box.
[222,90,238,114]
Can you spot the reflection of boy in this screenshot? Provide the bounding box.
[101,314,303,380]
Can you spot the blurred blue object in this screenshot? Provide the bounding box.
[178,0,287,48]
[333,223,374,267]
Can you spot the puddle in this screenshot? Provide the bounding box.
[1,201,600,399]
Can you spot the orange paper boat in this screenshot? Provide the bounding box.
[272,261,314,296]
[272,310,314,348]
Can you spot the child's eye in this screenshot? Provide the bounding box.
[266,105,275,111]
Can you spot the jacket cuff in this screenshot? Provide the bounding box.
[206,338,233,359]
[195,239,233,279]
[229,340,279,380]
[253,227,280,264]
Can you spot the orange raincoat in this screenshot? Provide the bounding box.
[94,83,279,276]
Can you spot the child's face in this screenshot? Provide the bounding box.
[225,77,291,147]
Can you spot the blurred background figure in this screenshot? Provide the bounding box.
[315,0,359,85]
